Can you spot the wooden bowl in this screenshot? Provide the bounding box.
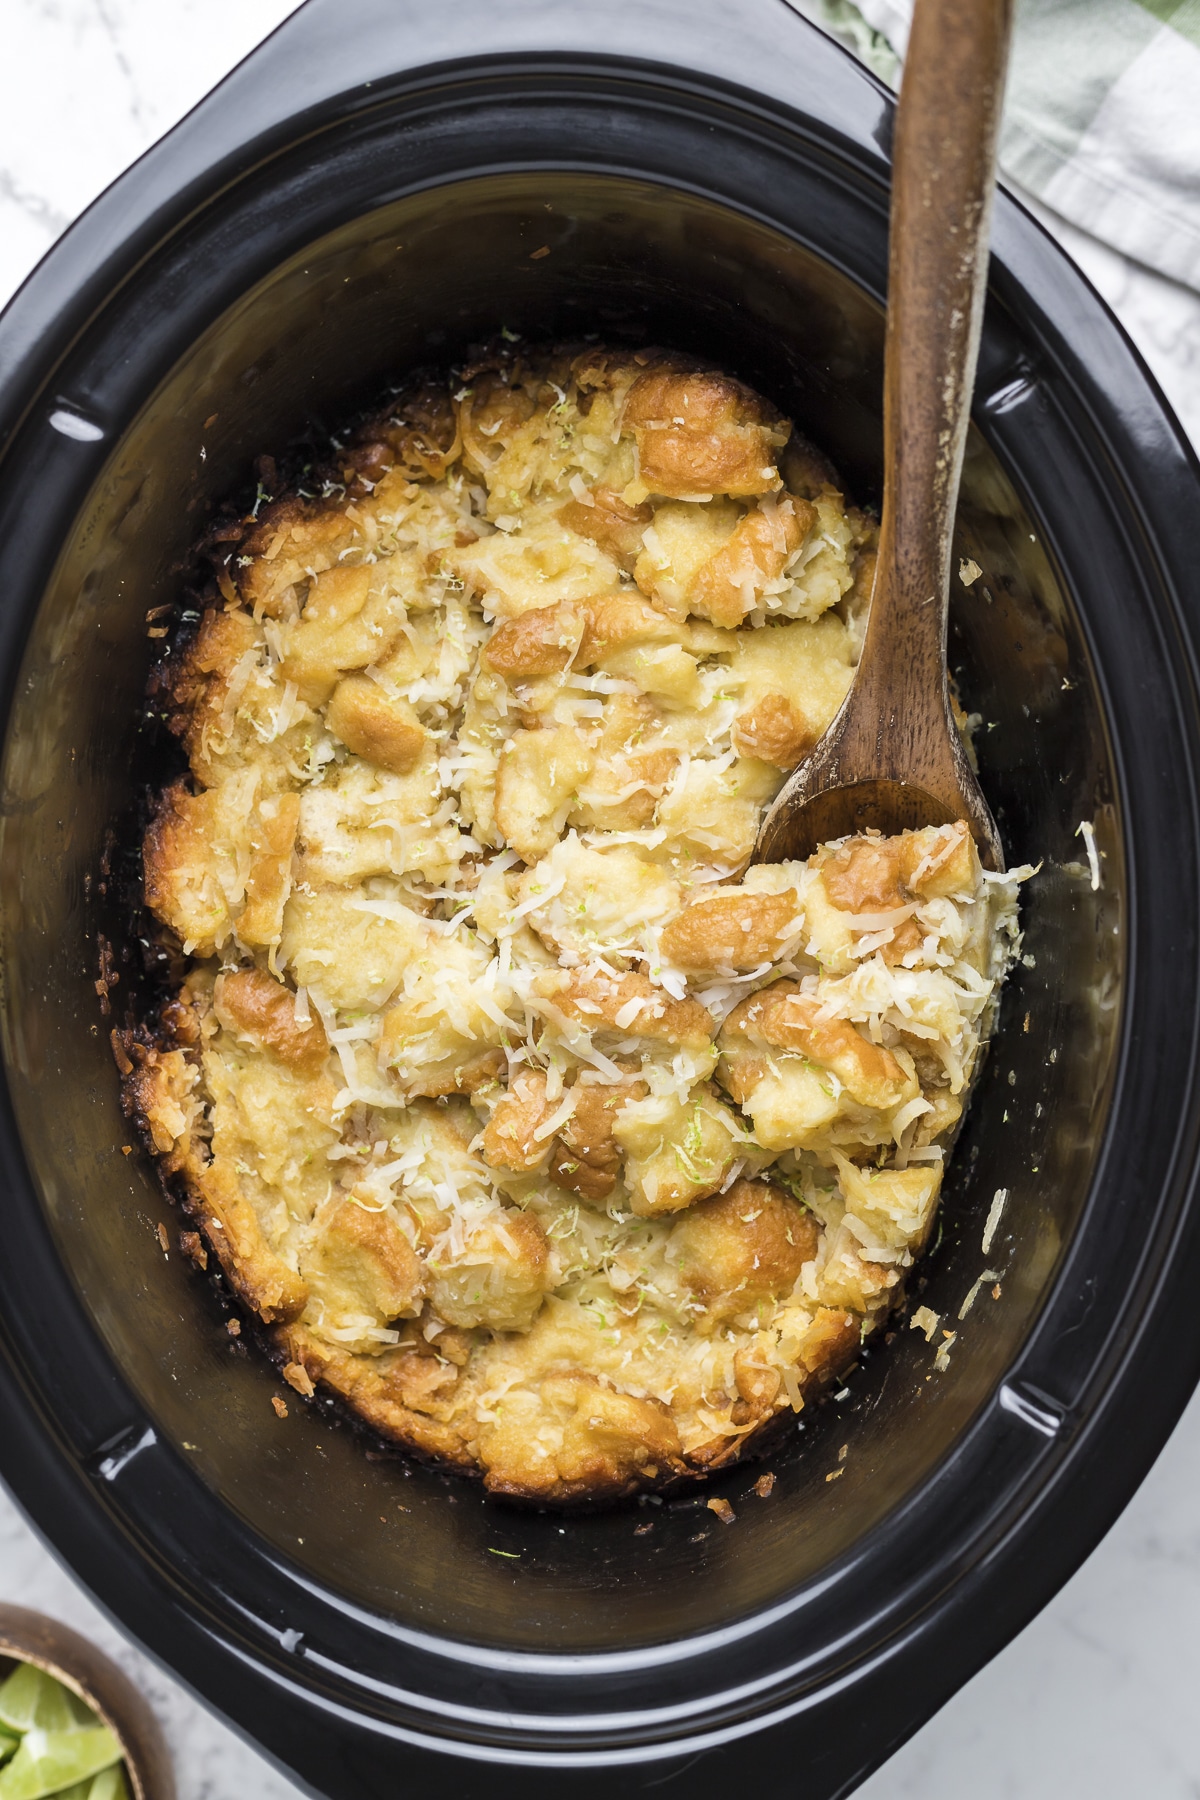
[0,1606,174,1800]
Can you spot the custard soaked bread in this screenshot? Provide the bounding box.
[122,345,1026,1504]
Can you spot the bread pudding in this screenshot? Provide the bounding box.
[118,344,1026,1505]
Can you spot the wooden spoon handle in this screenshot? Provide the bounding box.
[754,0,1011,869]
[856,0,1014,730]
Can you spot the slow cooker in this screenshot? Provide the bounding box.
[2,2,1200,1796]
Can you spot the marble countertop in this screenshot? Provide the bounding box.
[3,4,1200,1797]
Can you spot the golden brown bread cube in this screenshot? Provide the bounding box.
[534,968,716,1054]
[821,821,981,912]
[193,1157,310,1323]
[686,496,811,628]
[300,1198,427,1335]
[734,1346,783,1411]
[903,820,981,897]
[280,561,416,706]
[213,968,328,1072]
[546,1140,614,1203]
[821,835,910,914]
[570,746,680,831]
[549,1077,647,1203]
[482,1070,556,1172]
[295,755,450,890]
[377,955,510,1099]
[515,837,681,960]
[669,1179,818,1325]
[478,1372,683,1502]
[493,726,593,862]
[614,1085,749,1217]
[653,754,779,873]
[482,603,586,678]
[633,498,741,619]
[817,1229,901,1314]
[144,781,298,956]
[279,887,422,1011]
[143,780,235,955]
[163,607,284,786]
[730,694,814,770]
[236,791,300,948]
[117,1038,200,1168]
[728,614,855,768]
[720,1058,842,1154]
[623,370,789,499]
[558,487,653,571]
[579,593,682,661]
[325,675,427,773]
[235,497,360,618]
[482,591,684,683]
[797,1308,861,1381]
[721,980,916,1113]
[835,1157,943,1252]
[548,1374,682,1491]
[384,379,462,478]
[448,519,621,618]
[429,1210,551,1332]
[659,890,801,972]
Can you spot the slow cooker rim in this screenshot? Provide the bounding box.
[0,66,1173,1656]
[0,3,1194,1785]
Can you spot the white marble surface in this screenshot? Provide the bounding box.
[3,5,1200,1797]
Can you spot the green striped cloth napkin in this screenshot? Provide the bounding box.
[790,0,1200,293]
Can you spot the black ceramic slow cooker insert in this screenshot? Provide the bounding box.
[2,3,1200,1797]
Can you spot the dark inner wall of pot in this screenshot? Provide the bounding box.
[0,173,1120,1652]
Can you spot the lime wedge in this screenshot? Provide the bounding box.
[0,1729,16,1767]
[87,1768,131,1800]
[0,1666,91,1736]
[0,1725,121,1800]
[54,1767,131,1800]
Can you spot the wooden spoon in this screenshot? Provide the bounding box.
[755,0,1012,870]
